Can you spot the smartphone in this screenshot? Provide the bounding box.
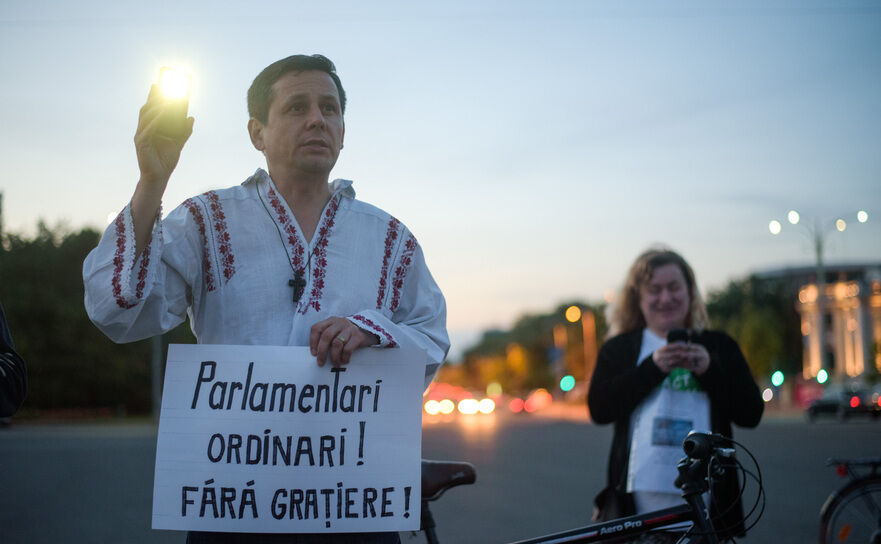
[156,66,191,137]
[666,328,691,344]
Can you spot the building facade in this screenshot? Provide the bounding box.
[793,264,881,381]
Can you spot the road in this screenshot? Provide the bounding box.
[1,412,879,543]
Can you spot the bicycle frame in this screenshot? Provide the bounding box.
[509,484,717,544]
[419,433,753,544]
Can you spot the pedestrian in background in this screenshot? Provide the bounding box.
[587,247,763,541]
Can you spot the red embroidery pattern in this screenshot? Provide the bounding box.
[303,194,341,313]
[183,198,216,292]
[111,213,137,309]
[135,242,151,300]
[205,191,236,282]
[390,235,417,312]
[267,187,306,276]
[376,218,401,309]
[265,187,341,314]
[351,314,397,348]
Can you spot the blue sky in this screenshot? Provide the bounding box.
[2,1,880,356]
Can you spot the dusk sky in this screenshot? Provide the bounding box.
[2,1,879,357]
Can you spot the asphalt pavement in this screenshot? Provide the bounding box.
[1,409,879,543]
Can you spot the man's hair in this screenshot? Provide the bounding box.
[247,54,346,123]
[606,246,709,337]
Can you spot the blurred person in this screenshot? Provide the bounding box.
[0,301,27,418]
[587,247,763,541]
[83,54,448,544]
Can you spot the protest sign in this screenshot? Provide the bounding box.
[151,344,427,533]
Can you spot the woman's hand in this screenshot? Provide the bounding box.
[652,343,710,375]
[681,343,710,376]
[652,343,686,373]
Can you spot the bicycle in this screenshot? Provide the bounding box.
[818,457,881,544]
[416,432,764,543]
[419,459,478,544]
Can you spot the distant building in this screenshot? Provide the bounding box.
[758,263,881,382]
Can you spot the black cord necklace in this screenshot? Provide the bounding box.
[257,185,329,304]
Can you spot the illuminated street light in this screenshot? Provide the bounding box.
[560,375,576,392]
[438,399,455,414]
[486,382,502,397]
[771,371,784,387]
[457,398,480,415]
[560,305,599,388]
[424,400,441,415]
[768,208,871,380]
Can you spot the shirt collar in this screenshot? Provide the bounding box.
[245,168,355,199]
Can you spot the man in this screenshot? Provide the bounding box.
[83,55,448,543]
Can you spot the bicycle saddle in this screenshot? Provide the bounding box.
[421,459,476,501]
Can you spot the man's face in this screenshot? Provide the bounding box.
[249,70,345,179]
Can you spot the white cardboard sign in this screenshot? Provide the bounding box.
[151,344,426,533]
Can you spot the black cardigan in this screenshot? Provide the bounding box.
[587,329,764,537]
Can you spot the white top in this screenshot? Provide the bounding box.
[83,169,448,386]
[629,329,710,518]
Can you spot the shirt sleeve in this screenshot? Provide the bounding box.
[82,202,201,343]
[0,302,27,417]
[347,242,449,389]
[694,332,764,428]
[587,333,667,425]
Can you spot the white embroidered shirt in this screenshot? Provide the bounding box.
[83,169,448,385]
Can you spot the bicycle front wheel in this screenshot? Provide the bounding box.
[819,476,881,544]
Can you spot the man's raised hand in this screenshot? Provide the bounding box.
[134,84,194,192]
[130,84,194,257]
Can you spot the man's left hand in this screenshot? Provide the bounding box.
[310,317,378,366]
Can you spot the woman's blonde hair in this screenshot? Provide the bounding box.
[606,246,709,338]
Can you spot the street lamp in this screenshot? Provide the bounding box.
[564,305,598,384]
[769,209,869,379]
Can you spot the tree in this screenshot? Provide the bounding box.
[461,302,605,393]
[0,222,194,414]
[706,275,801,382]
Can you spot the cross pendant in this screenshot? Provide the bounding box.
[288,270,306,303]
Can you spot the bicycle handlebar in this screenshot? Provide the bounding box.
[682,431,734,461]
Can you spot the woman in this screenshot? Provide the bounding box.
[587,247,763,540]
